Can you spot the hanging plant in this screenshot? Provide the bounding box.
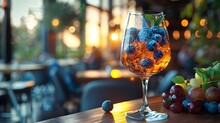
[180,0,220,65]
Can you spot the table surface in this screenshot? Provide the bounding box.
[0,63,48,73]
[37,95,220,123]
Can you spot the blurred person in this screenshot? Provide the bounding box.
[85,46,103,69]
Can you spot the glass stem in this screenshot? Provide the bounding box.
[140,77,151,116]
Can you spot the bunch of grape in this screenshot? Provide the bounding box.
[162,61,220,113]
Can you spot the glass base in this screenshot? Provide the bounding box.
[126,110,168,121]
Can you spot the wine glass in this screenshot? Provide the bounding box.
[120,10,171,121]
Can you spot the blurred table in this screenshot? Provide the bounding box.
[37,95,220,123]
[76,69,140,84]
[0,63,47,122]
[0,63,48,74]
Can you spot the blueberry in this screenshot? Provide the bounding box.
[182,99,191,110]
[151,26,160,33]
[146,40,157,51]
[159,37,168,46]
[102,100,113,112]
[207,102,218,113]
[152,34,162,43]
[159,27,166,37]
[128,27,138,35]
[138,27,153,42]
[125,44,136,54]
[140,59,153,68]
[125,27,138,42]
[130,35,139,42]
[153,50,163,59]
[203,100,209,110]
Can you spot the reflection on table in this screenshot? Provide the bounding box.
[76,69,140,84]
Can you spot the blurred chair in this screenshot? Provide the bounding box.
[80,79,142,111]
[48,60,82,113]
[20,70,49,85]
[155,70,177,94]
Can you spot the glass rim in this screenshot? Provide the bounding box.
[128,10,164,15]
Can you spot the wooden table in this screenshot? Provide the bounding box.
[37,95,220,123]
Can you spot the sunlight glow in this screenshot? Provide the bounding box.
[110,69,121,78]
[85,22,100,47]
[63,30,80,49]
[111,32,119,41]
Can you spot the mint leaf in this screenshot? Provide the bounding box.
[172,76,185,84]
[195,68,208,82]
[202,83,212,91]
[204,67,214,79]
[213,62,220,80]
[144,14,155,26]
[212,61,219,66]
[155,15,164,26]
[163,98,173,105]
[144,14,154,22]
[213,62,220,72]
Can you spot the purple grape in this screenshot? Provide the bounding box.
[187,100,203,113]
[170,102,183,113]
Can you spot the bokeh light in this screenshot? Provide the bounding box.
[111,32,119,41]
[184,30,191,39]
[181,19,188,27]
[110,69,121,78]
[200,19,206,27]
[195,30,200,37]
[206,30,212,39]
[63,30,80,49]
[165,20,169,27]
[217,31,220,39]
[173,30,180,40]
[68,26,76,33]
[52,18,59,27]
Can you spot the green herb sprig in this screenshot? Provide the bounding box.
[171,61,220,91]
[144,14,164,26]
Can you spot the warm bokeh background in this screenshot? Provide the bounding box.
[0,0,219,122]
